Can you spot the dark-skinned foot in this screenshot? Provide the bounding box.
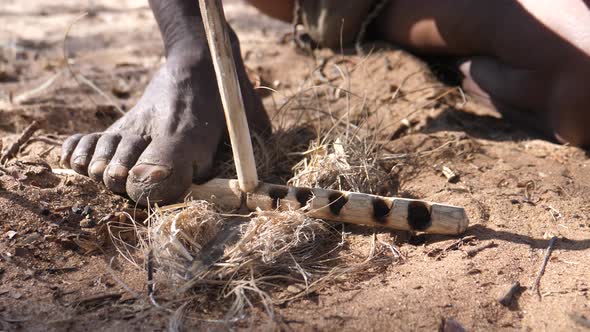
[61,0,270,205]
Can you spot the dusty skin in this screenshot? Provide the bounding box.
[1,0,590,331]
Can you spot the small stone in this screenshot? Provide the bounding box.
[43,235,56,241]
[6,230,17,240]
[442,166,460,183]
[23,233,41,245]
[14,247,30,257]
[71,207,83,215]
[80,218,96,228]
[82,206,93,217]
[286,284,305,294]
[112,79,131,98]
[441,318,466,332]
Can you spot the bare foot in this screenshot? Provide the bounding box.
[61,0,270,205]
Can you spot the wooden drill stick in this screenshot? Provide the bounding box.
[190,178,469,235]
[198,0,259,193]
[52,169,469,235]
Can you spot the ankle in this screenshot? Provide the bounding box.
[167,41,210,69]
[166,24,242,69]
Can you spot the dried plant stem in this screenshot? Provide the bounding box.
[13,70,64,104]
[62,12,125,115]
[532,236,558,298]
[1,121,39,164]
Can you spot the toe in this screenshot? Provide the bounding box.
[126,139,205,205]
[88,133,121,182]
[60,134,83,168]
[103,134,148,194]
[70,133,101,175]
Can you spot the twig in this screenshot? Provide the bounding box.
[12,70,64,104]
[532,236,558,298]
[0,165,11,175]
[147,248,154,296]
[70,292,122,307]
[43,267,78,275]
[445,235,477,251]
[62,12,125,115]
[29,136,63,146]
[1,121,39,164]
[107,256,141,298]
[465,241,497,257]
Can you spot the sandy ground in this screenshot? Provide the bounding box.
[1,0,589,331]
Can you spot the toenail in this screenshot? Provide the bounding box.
[73,155,89,167]
[107,164,129,180]
[130,164,171,184]
[89,160,108,176]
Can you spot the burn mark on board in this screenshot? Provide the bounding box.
[295,188,314,209]
[328,192,348,215]
[268,186,288,209]
[407,201,432,231]
[372,198,391,224]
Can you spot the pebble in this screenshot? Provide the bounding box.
[22,233,41,245]
[82,206,93,217]
[286,284,305,294]
[80,218,96,228]
[6,230,17,240]
[14,247,30,257]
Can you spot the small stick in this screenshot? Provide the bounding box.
[0,165,11,175]
[532,236,558,297]
[1,121,39,164]
[71,292,122,307]
[147,249,154,297]
[198,0,259,193]
[465,241,497,257]
[444,235,477,251]
[13,70,64,105]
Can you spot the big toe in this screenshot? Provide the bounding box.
[126,140,211,205]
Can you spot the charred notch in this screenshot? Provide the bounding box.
[407,201,432,231]
[268,186,288,209]
[372,198,391,224]
[295,188,314,209]
[327,192,348,216]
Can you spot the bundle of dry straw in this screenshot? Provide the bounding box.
[143,199,396,319]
